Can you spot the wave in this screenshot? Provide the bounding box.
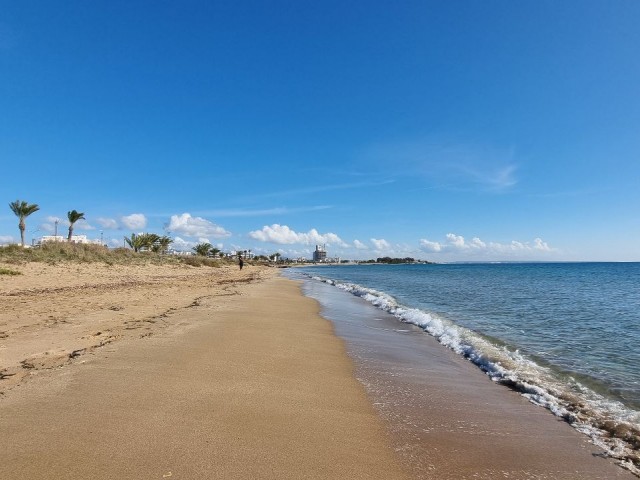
[306,273,640,475]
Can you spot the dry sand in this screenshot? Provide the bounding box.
[0,261,267,393]
[0,262,409,479]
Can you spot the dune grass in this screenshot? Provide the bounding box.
[0,243,227,267]
[0,266,21,275]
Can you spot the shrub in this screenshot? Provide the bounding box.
[0,267,21,275]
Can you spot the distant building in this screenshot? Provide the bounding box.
[38,235,101,245]
[39,235,65,244]
[313,244,327,262]
[233,250,254,259]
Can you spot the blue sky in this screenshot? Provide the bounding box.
[1,1,639,261]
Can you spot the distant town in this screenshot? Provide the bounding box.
[22,236,432,265]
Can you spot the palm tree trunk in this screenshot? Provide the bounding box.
[19,222,25,246]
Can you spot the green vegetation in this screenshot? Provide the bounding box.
[193,242,213,256]
[2,202,244,267]
[153,235,173,254]
[192,242,223,258]
[67,209,85,241]
[377,257,416,264]
[180,255,222,267]
[9,200,40,247]
[0,242,228,267]
[358,257,434,264]
[123,233,171,253]
[0,267,21,275]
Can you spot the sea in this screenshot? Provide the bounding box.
[284,262,640,473]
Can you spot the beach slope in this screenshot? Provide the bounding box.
[0,269,409,479]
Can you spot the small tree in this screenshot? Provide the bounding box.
[124,233,145,252]
[269,252,281,263]
[67,210,85,241]
[125,233,161,252]
[193,242,212,256]
[141,233,160,251]
[154,235,173,254]
[9,200,40,246]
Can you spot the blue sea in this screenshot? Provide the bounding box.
[286,262,640,471]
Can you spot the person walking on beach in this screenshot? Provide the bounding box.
[239,257,244,270]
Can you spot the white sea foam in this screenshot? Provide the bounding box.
[303,273,640,475]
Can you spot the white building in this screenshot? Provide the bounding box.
[38,235,102,245]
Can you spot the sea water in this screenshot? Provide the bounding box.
[285,262,640,471]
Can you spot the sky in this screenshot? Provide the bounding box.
[1,1,639,261]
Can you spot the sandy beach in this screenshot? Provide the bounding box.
[0,261,269,394]
[0,262,409,479]
[0,261,636,479]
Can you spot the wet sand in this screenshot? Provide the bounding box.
[0,266,409,479]
[300,276,638,479]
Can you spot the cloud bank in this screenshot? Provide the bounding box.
[370,238,391,251]
[249,224,347,247]
[165,213,231,239]
[353,239,368,249]
[420,233,554,258]
[121,213,147,230]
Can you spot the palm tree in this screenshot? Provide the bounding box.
[209,247,221,258]
[269,252,282,263]
[193,242,213,256]
[154,235,173,254]
[124,233,146,252]
[143,233,160,249]
[125,233,164,253]
[9,200,40,246]
[67,210,85,241]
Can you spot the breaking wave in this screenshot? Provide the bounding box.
[306,273,640,475]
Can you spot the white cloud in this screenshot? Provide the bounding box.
[0,235,15,244]
[97,217,119,229]
[533,238,551,251]
[353,239,368,249]
[171,236,197,251]
[420,232,556,258]
[370,238,391,251]
[419,239,442,252]
[38,215,93,233]
[38,216,62,233]
[470,237,486,248]
[248,224,347,247]
[121,213,147,230]
[446,233,466,248]
[165,213,231,239]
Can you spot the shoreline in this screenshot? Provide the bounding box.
[296,272,638,479]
